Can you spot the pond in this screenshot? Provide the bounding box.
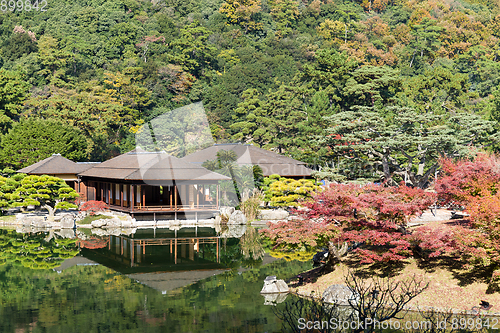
[0,225,311,333]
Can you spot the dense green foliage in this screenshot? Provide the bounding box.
[0,0,500,182]
[0,173,79,217]
[262,174,321,206]
[0,118,88,168]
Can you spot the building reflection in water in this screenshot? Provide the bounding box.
[83,227,223,271]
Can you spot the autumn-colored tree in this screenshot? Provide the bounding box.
[219,0,262,33]
[361,154,500,290]
[80,200,108,216]
[430,154,500,283]
[261,183,435,267]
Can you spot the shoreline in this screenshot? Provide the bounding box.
[289,261,500,317]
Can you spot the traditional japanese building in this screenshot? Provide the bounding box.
[181,143,313,178]
[17,154,98,191]
[77,149,231,218]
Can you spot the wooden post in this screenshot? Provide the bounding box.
[120,184,124,208]
[142,186,146,208]
[197,185,199,208]
[108,183,111,205]
[216,184,219,209]
[174,185,177,211]
[100,183,103,202]
[121,237,124,255]
[108,236,111,250]
[131,185,134,213]
[170,186,173,210]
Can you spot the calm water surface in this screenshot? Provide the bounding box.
[0,225,310,333]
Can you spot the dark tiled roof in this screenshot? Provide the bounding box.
[79,149,231,183]
[18,154,93,175]
[181,144,313,177]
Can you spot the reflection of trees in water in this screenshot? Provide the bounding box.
[240,227,264,260]
[0,229,78,269]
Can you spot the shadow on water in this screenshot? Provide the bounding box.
[0,225,312,333]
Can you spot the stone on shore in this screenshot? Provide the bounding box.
[258,209,289,220]
[220,206,235,217]
[260,276,289,294]
[60,214,75,229]
[91,219,108,228]
[228,210,247,225]
[322,284,359,305]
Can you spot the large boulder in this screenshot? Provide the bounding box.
[91,219,108,228]
[258,209,289,220]
[28,216,49,228]
[260,276,289,294]
[322,284,359,305]
[220,206,235,217]
[104,218,122,228]
[60,214,75,229]
[228,210,247,225]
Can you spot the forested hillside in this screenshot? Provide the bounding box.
[1,0,500,186]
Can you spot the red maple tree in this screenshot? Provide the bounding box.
[80,200,108,216]
[261,183,436,264]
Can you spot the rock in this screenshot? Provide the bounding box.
[60,214,75,229]
[322,284,359,305]
[214,215,222,224]
[260,276,289,294]
[228,210,247,225]
[29,216,49,228]
[91,219,108,228]
[258,209,289,220]
[220,206,235,217]
[121,220,133,228]
[75,211,87,221]
[104,218,122,228]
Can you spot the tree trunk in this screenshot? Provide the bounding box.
[382,153,391,184]
[325,241,348,272]
[43,205,55,221]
